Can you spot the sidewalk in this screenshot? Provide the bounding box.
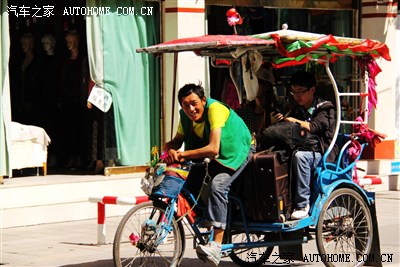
[1,191,399,267]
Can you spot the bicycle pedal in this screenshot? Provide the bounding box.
[221,251,230,258]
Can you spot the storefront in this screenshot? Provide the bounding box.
[1,0,162,177]
[1,0,398,178]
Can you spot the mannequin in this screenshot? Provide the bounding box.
[19,33,39,125]
[38,34,61,166]
[65,30,79,60]
[21,33,35,71]
[41,34,56,56]
[39,34,58,100]
[60,30,85,168]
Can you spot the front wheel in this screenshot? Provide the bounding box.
[316,188,373,267]
[113,201,185,267]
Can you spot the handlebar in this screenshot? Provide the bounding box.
[184,157,211,169]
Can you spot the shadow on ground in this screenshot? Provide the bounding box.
[60,259,113,267]
[60,258,243,267]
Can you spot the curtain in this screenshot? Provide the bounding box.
[86,0,160,166]
[1,0,11,177]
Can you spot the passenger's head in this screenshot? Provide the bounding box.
[178,82,206,122]
[290,70,316,89]
[290,71,316,108]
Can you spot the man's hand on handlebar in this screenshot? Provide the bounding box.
[164,149,185,164]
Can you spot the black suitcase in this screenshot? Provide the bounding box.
[247,150,292,222]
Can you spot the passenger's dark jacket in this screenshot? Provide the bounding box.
[289,96,338,162]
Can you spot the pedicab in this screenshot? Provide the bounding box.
[112,29,390,267]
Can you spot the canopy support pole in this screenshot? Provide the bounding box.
[171,53,178,139]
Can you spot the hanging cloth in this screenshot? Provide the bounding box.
[240,50,263,101]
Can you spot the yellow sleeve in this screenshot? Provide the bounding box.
[208,102,230,130]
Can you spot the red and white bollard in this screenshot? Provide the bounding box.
[356,175,383,187]
[88,195,149,245]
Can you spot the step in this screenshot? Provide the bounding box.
[0,174,145,228]
[389,174,400,191]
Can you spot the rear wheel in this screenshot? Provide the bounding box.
[316,188,373,267]
[227,231,274,267]
[113,201,185,267]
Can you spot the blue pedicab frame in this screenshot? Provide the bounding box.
[112,30,390,267]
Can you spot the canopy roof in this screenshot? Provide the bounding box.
[137,29,391,67]
[136,34,275,54]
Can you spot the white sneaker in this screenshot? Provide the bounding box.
[291,204,310,220]
[196,241,222,266]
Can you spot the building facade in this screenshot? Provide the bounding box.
[1,0,399,178]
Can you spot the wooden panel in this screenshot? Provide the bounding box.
[104,166,147,176]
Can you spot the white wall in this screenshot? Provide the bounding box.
[162,0,207,144]
[361,1,398,142]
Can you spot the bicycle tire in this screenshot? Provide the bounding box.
[113,200,185,267]
[316,188,373,267]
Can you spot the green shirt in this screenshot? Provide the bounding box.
[180,98,251,170]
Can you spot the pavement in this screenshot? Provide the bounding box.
[1,190,399,267]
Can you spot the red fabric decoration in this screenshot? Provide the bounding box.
[353,116,387,149]
[268,33,390,69]
[177,194,196,224]
[348,139,362,163]
[357,55,382,113]
[226,8,243,35]
[226,8,243,27]
[345,117,387,164]
[351,39,391,61]
[215,59,231,65]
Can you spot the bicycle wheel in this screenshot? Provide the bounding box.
[113,201,185,267]
[227,231,274,267]
[316,188,373,267]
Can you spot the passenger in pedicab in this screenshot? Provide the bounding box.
[271,70,338,220]
[163,82,252,266]
[235,63,280,139]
